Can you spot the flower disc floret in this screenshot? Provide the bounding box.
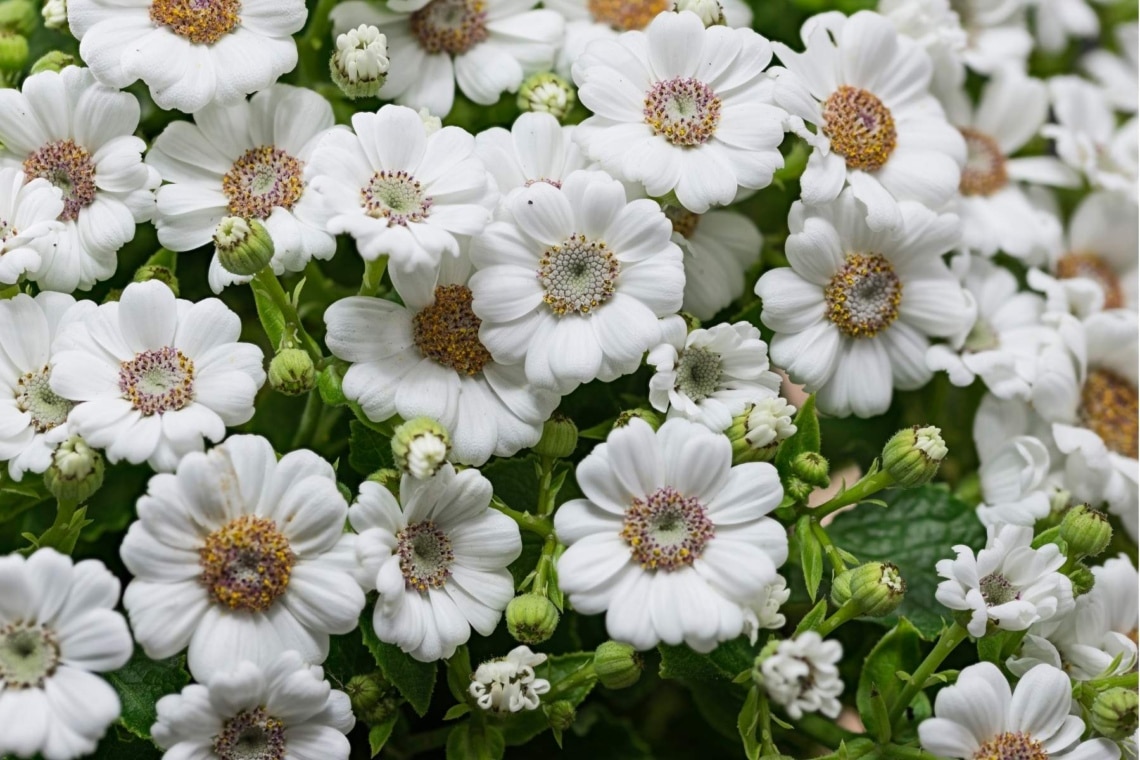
[362,170,433,225]
[199,515,297,612]
[821,86,898,172]
[824,253,903,338]
[0,622,60,690]
[15,366,73,434]
[959,128,1008,197]
[410,0,489,55]
[213,707,286,760]
[1079,368,1138,458]
[673,347,721,403]
[1055,252,1124,309]
[397,520,455,591]
[119,346,196,416]
[413,284,493,375]
[644,77,722,147]
[148,0,242,45]
[620,486,716,571]
[979,572,1017,606]
[222,146,305,220]
[538,233,620,315]
[970,731,1046,760]
[588,0,669,29]
[22,139,96,222]
[665,206,700,238]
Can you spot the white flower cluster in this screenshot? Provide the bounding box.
[469,645,552,712]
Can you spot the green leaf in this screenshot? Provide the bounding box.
[481,454,541,512]
[89,726,162,759]
[708,636,758,678]
[447,722,506,760]
[827,484,986,638]
[316,364,348,407]
[104,648,191,740]
[795,515,824,603]
[360,614,437,717]
[794,599,829,635]
[446,646,473,702]
[502,652,597,746]
[250,273,287,348]
[658,644,732,682]
[775,394,820,472]
[369,713,399,757]
[856,618,929,740]
[348,420,394,477]
[737,687,762,760]
[444,704,472,720]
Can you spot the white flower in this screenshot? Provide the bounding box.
[554,417,789,652]
[878,0,968,95]
[648,321,782,431]
[349,467,521,662]
[0,168,63,286]
[572,11,786,213]
[756,190,974,418]
[49,280,266,472]
[1080,24,1138,114]
[42,0,67,28]
[743,397,798,452]
[771,11,965,231]
[469,646,551,712]
[0,548,132,760]
[1033,0,1099,55]
[951,0,1034,77]
[474,112,591,200]
[146,85,339,294]
[760,632,843,719]
[1044,77,1138,202]
[333,24,391,86]
[664,204,763,321]
[675,0,726,26]
[325,255,560,466]
[975,434,1052,527]
[331,0,564,118]
[308,104,497,274]
[0,67,159,293]
[742,576,790,645]
[408,436,449,480]
[935,523,1074,638]
[119,435,365,683]
[919,662,1120,759]
[152,651,355,760]
[468,170,685,394]
[0,293,86,481]
[68,0,306,113]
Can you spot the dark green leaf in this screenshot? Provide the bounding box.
[444,704,472,720]
[708,636,758,678]
[794,599,829,635]
[775,395,820,473]
[360,614,436,717]
[856,618,928,739]
[447,722,505,760]
[737,686,762,760]
[89,726,162,759]
[104,648,191,740]
[348,420,393,477]
[795,515,824,603]
[658,644,731,682]
[446,646,473,702]
[482,455,541,513]
[250,274,287,349]
[368,713,399,757]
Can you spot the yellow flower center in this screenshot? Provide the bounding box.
[822,86,898,172]
[199,515,296,612]
[644,77,722,147]
[413,284,493,375]
[1080,368,1138,459]
[824,253,903,338]
[149,0,241,45]
[588,0,669,30]
[959,127,1008,196]
[410,0,489,55]
[971,731,1047,760]
[665,206,701,239]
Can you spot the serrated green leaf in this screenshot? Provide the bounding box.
[856,618,929,740]
[482,454,541,512]
[360,614,436,717]
[348,420,394,477]
[104,648,191,740]
[369,713,399,757]
[447,722,505,760]
[795,515,824,602]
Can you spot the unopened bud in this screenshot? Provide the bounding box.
[1068,562,1095,596]
[418,107,442,134]
[44,437,104,504]
[751,639,782,687]
[0,30,27,72]
[674,0,725,26]
[0,0,36,35]
[1048,487,1072,516]
[367,468,402,495]
[784,475,814,503]
[506,593,560,645]
[533,413,578,459]
[613,408,662,431]
[792,451,830,488]
[41,0,65,29]
[830,569,853,608]
[345,672,387,716]
[133,264,180,296]
[730,397,796,463]
[545,700,576,731]
[392,417,450,480]
[330,24,389,99]
[848,561,906,617]
[214,216,273,276]
[30,50,75,75]
[517,72,576,122]
[268,348,315,397]
[883,425,946,487]
[593,641,641,689]
[1090,687,1138,741]
[1059,504,1112,558]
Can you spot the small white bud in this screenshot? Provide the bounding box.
[418,107,442,134]
[41,0,66,30]
[673,0,725,27]
[330,24,389,99]
[517,72,576,122]
[744,397,797,450]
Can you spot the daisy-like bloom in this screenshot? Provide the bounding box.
[758,632,843,720]
[330,0,564,118]
[648,321,782,432]
[1044,77,1138,202]
[664,204,763,321]
[0,168,63,286]
[554,418,789,652]
[152,651,354,760]
[469,169,684,393]
[325,256,560,465]
[349,468,521,662]
[0,67,159,293]
[572,10,787,213]
[49,280,266,473]
[67,0,306,114]
[146,85,339,294]
[878,0,969,96]
[974,434,1052,527]
[0,293,86,481]
[742,576,790,645]
[935,523,1074,638]
[0,548,133,760]
[307,104,497,273]
[755,190,974,418]
[1080,24,1138,114]
[474,112,590,200]
[919,662,1121,760]
[1032,0,1098,55]
[771,11,966,231]
[468,646,551,713]
[119,435,364,683]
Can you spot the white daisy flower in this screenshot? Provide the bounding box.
[572,10,787,213]
[648,320,782,432]
[325,255,560,466]
[474,111,591,201]
[0,67,159,293]
[119,435,364,683]
[146,84,339,294]
[553,417,789,652]
[349,468,521,663]
[755,190,974,418]
[67,0,306,114]
[469,645,551,713]
[1044,77,1138,202]
[878,0,969,96]
[935,523,1074,638]
[759,631,843,720]
[1080,24,1138,114]
[1033,0,1099,55]
[0,548,132,760]
[951,0,1034,78]
[0,168,64,286]
[307,104,497,274]
[974,434,1052,528]
[771,11,966,231]
[49,280,266,473]
[1092,555,1139,653]
[919,662,1120,759]
[468,170,684,394]
[664,204,763,322]
[152,651,354,760]
[330,0,564,118]
[742,576,790,645]
[0,292,87,481]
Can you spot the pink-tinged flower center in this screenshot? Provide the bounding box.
[620,486,715,571]
[119,346,195,416]
[413,284,493,375]
[538,233,620,316]
[410,0,488,55]
[0,622,60,690]
[1055,251,1124,310]
[396,520,454,591]
[665,205,701,239]
[362,170,433,225]
[644,77,722,147]
[1080,368,1138,459]
[200,515,296,612]
[588,0,669,30]
[149,0,242,45]
[959,128,1008,196]
[15,365,74,434]
[23,139,97,222]
[223,146,305,220]
[821,86,897,172]
[214,707,286,760]
[824,253,902,338]
[971,731,1046,760]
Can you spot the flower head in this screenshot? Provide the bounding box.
[757,632,843,719]
[469,646,551,712]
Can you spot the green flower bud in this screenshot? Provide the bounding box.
[367,468,402,495]
[345,672,386,716]
[43,437,104,504]
[391,417,451,480]
[729,398,797,464]
[830,569,853,608]
[792,451,830,488]
[268,348,315,397]
[506,593,560,645]
[101,288,122,304]
[0,0,36,35]
[0,30,27,73]
[214,216,273,277]
[545,700,576,731]
[673,0,725,26]
[613,408,662,431]
[29,51,75,75]
[533,412,578,459]
[1068,562,1095,596]
[784,475,814,504]
[1049,487,1073,516]
[330,24,389,100]
[132,264,180,296]
[517,72,576,122]
[848,561,906,617]
[593,641,642,689]
[1060,503,1112,558]
[883,425,947,487]
[365,696,402,726]
[1090,687,1138,741]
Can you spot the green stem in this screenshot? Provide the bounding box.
[793,713,857,750]
[758,690,776,756]
[251,268,324,361]
[491,499,553,537]
[888,622,969,729]
[35,499,79,554]
[816,599,862,637]
[812,469,896,520]
[547,663,596,701]
[811,519,847,573]
[532,533,558,596]
[536,456,555,517]
[290,391,322,450]
[1083,671,1138,692]
[359,256,389,297]
[300,0,338,59]
[881,747,941,760]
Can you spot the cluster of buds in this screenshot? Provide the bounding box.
[469,646,551,713]
[345,672,401,726]
[330,24,390,100]
[0,0,35,76]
